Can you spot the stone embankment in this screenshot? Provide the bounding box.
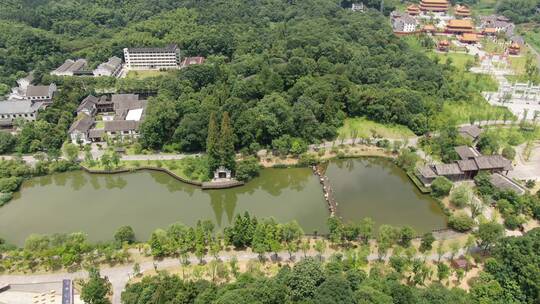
[81,166,243,189]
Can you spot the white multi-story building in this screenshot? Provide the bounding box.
[123,44,180,70]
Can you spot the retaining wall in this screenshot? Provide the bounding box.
[80,166,243,189]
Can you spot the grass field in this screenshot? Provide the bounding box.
[84,156,210,182]
[338,117,416,139]
[429,52,476,70]
[481,38,506,54]
[126,70,170,79]
[434,99,513,126]
[508,54,528,75]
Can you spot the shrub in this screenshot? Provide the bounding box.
[298,153,318,166]
[0,177,22,193]
[114,226,136,244]
[290,138,308,156]
[448,213,475,232]
[49,160,79,173]
[0,192,13,206]
[474,172,494,196]
[431,176,453,198]
[502,146,516,161]
[376,139,390,148]
[0,132,16,154]
[450,184,472,208]
[235,157,261,182]
[133,142,143,154]
[503,214,523,230]
[525,180,535,189]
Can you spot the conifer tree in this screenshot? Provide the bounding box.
[206,112,220,176]
[218,112,236,172]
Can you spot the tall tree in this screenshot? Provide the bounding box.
[218,112,236,172]
[81,267,112,304]
[206,112,220,176]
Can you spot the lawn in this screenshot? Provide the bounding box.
[508,54,528,75]
[95,121,105,129]
[429,52,476,70]
[126,70,170,79]
[83,156,210,182]
[338,117,416,139]
[433,98,514,126]
[481,38,506,54]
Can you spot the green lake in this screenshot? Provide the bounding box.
[0,158,446,246]
[326,158,446,232]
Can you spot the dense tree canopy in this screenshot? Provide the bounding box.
[1,0,477,153]
[496,0,540,23]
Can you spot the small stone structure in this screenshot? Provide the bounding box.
[213,166,232,180]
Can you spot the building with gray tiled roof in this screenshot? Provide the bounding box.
[416,146,513,187]
[93,56,123,77]
[69,94,147,144]
[0,100,44,126]
[51,59,88,76]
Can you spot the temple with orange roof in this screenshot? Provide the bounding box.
[423,24,437,33]
[482,27,497,36]
[508,43,520,55]
[437,40,450,51]
[446,19,474,34]
[454,4,471,17]
[459,33,479,44]
[407,4,420,15]
[420,0,449,12]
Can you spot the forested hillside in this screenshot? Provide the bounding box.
[2,0,478,153]
[496,0,540,23]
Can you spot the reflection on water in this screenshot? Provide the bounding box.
[0,168,327,246]
[0,159,446,246]
[326,157,446,233]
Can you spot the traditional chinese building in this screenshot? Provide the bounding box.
[454,4,471,18]
[508,43,521,55]
[437,40,450,52]
[459,33,479,44]
[446,19,474,34]
[420,0,449,12]
[407,4,420,15]
[482,27,497,36]
[423,24,437,33]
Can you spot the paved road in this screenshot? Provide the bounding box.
[0,247,475,304]
[509,142,540,180]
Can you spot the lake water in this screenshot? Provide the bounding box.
[0,158,446,246]
[326,158,446,233]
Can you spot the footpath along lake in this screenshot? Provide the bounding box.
[0,158,446,245]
